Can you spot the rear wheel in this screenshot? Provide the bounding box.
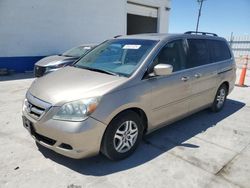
[101,111,144,160]
[211,84,228,112]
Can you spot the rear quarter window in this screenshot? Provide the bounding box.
[207,40,231,62]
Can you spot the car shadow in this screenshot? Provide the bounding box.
[36,99,245,176]
[0,73,34,82]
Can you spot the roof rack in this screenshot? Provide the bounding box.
[184,31,218,37]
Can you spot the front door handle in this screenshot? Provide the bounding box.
[181,76,190,81]
[194,73,202,78]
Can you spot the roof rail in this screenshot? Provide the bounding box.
[184,31,218,37]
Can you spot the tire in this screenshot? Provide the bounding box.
[101,111,144,160]
[211,84,228,112]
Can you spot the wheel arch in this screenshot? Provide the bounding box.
[100,107,149,158]
[220,81,229,94]
[106,107,148,134]
[100,107,148,147]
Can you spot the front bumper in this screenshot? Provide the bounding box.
[22,109,106,159]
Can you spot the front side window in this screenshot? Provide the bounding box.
[187,39,210,68]
[151,40,186,73]
[74,39,158,77]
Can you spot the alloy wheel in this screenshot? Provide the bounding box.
[113,120,138,153]
[216,88,226,109]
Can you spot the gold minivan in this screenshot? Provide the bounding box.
[22,32,236,160]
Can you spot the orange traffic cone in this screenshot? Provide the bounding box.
[236,55,248,87]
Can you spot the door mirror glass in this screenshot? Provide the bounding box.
[153,64,173,76]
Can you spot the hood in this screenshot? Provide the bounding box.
[35,55,78,66]
[28,66,127,105]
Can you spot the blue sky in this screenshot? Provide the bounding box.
[169,0,250,37]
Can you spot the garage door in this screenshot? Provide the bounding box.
[127,2,158,18]
[127,2,158,35]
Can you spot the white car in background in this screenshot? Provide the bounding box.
[34,44,96,77]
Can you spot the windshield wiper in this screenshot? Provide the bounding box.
[77,66,120,76]
[63,54,74,57]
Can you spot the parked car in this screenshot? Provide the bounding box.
[22,32,236,160]
[34,44,95,77]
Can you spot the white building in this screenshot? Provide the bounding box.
[0,0,171,72]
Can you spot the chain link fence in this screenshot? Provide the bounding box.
[226,35,250,69]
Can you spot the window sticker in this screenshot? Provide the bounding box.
[83,46,91,50]
[123,45,141,49]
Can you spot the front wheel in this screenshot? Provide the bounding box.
[101,111,144,160]
[211,84,228,112]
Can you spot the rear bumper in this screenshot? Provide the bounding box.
[22,110,107,159]
[228,68,236,94]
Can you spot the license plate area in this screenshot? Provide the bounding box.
[22,116,56,146]
[22,116,35,135]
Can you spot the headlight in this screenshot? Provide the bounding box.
[53,97,100,121]
[22,98,28,112]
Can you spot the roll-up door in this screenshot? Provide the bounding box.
[127,2,158,35]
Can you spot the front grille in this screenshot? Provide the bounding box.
[25,101,45,119]
[34,65,46,77]
[24,92,51,120]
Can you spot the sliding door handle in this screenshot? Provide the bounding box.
[194,73,202,78]
[181,76,190,81]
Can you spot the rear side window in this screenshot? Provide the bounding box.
[207,40,231,62]
[187,39,210,68]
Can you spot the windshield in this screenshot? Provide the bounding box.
[63,46,93,57]
[74,39,157,77]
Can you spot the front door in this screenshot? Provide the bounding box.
[147,40,192,128]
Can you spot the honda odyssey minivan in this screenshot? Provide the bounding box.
[22,32,236,160]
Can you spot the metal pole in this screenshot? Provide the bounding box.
[230,32,233,47]
[196,0,204,32]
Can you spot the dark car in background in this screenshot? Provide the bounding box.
[34,44,95,77]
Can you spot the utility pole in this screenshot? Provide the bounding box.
[196,0,206,32]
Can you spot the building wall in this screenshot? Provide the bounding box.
[0,0,170,72]
[0,0,126,57]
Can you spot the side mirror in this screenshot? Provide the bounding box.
[153,64,173,76]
